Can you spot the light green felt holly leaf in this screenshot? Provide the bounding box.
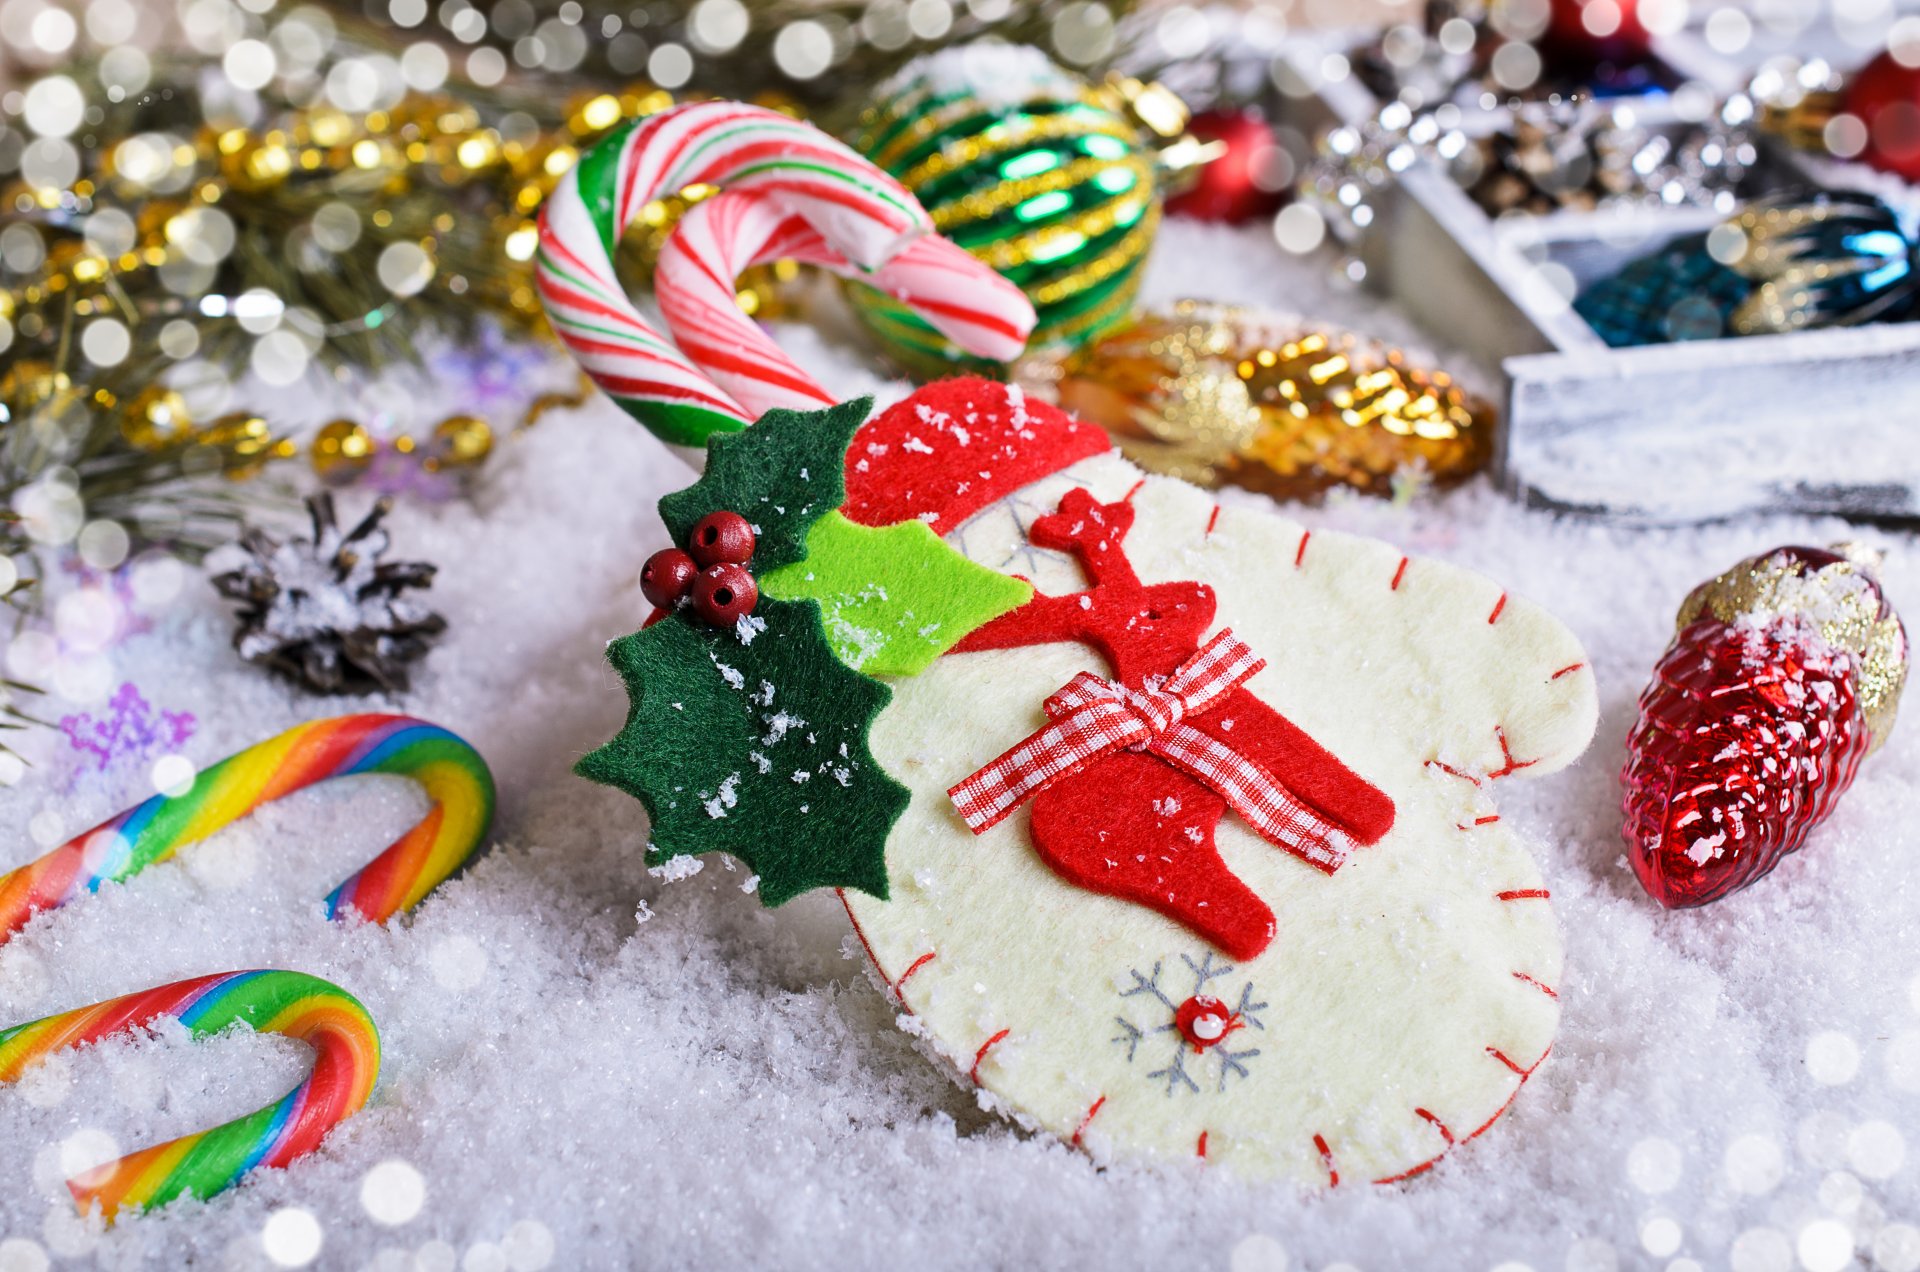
[576,596,907,905]
[760,512,1032,676]
[658,397,871,573]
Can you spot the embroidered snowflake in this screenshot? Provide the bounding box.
[1112,952,1267,1096]
[950,474,1094,578]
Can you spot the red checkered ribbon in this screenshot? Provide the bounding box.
[948,629,1359,869]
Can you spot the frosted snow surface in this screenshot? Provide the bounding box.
[875,43,1085,109]
[0,222,1915,1270]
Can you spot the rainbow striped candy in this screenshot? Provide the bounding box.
[536,100,1033,447]
[0,714,494,945]
[656,188,1035,420]
[0,970,380,1218]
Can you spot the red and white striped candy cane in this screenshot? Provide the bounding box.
[537,100,1034,449]
[656,189,1035,418]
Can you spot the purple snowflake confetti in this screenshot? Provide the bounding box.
[60,682,197,771]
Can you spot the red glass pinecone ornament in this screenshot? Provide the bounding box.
[1621,546,1907,908]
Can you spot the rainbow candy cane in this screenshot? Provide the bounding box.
[0,971,379,1217]
[536,100,1035,447]
[0,714,494,944]
[656,188,1034,418]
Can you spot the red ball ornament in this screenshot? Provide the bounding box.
[639,548,699,610]
[1542,0,1654,71]
[1620,546,1907,908]
[1164,109,1289,225]
[691,562,758,627]
[688,510,756,567]
[1842,51,1920,182]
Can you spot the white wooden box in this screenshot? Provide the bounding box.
[1272,29,1920,524]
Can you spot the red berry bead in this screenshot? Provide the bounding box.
[688,510,755,567]
[639,548,698,610]
[1173,996,1239,1051]
[691,563,757,626]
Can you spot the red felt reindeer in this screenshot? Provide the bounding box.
[834,381,1396,961]
[946,486,1396,960]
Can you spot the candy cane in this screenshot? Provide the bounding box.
[656,188,1035,418]
[0,970,379,1218]
[536,100,1035,447]
[0,714,494,944]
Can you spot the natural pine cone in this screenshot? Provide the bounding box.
[213,493,446,695]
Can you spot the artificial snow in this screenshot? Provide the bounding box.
[0,221,1914,1270]
[874,42,1085,110]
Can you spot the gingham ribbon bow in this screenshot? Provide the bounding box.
[948,630,1357,868]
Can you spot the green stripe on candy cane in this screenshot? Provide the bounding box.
[608,399,748,449]
[576,116,633,260]
[537,101,963,454]
[535,229,755,444]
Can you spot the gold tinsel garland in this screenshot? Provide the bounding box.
[0,82,774,487]
[1014,300,1495,500]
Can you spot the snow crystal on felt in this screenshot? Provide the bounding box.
[0,221,1916,1270]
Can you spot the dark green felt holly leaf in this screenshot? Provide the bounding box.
[658,397,872,574]
[576,596,908,904]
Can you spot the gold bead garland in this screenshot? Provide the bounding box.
[104,370,584,490]
[3,80,742,494]
[0,83,810,354]
[306,412,506,484]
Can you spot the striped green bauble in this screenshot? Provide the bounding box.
[847,44,1162,373]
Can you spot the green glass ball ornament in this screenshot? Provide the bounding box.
[847,44,1197,373]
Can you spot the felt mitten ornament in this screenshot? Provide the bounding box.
[540,102,1601,1187]
[1621,545,1908,908]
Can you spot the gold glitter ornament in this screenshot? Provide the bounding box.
[1677,543,1908,751]
[1014,300,1494,499]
